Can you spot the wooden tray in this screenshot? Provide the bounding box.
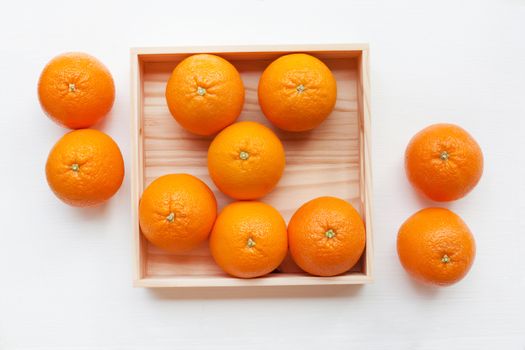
[130,44,373,288]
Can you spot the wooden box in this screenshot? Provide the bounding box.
[130,44,373,288]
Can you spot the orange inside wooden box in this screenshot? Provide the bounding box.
[131,44,373,288]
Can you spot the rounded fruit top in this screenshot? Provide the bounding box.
[287,196,366,277]
[165,54,245,136]
[45,129,124,207]
[397,207,476,286]
[38,52,115,129]
[258,53,337,132]
[139,173,217,253]
[207,121,286,200]
[209,201,288,278]
[405,123,483,202]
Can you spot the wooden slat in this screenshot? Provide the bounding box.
[134,273,372,288]
[358,49,374,279]
[131,44,369,62]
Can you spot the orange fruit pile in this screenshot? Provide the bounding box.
[39,52,124,208]
[161,53,486,285]
[37,49,486,287]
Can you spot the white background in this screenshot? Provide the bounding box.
[0,0,524,349]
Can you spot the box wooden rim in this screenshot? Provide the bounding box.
[130,44,373,288]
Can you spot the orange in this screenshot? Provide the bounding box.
[207,121,285,200]
[210,201,287,278]
[287,196,366,277]
[397,207,476,286]
[165,54,245,136]
[45,129,124,206]
[139,174,217,253]
[405,123,483,202]
[258,53,337,132]
[38,52,115,129]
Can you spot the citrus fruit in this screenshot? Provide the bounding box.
[287,196,366,277]
[139,174,217,253]
[45,129,124,206]
[207,121,285,200]
[397,207,476,286]
[210,201,287,278]
[165,54,245,136]
[38,52,115,129]
[405,123,483,201]
[258,53,337,132]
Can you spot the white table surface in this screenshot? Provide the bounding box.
[1,0,524,348]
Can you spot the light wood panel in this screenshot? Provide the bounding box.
[131,45,372,287]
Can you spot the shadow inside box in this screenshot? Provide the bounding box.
[146,279,365,300]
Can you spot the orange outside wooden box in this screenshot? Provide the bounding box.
[130,44,373,288]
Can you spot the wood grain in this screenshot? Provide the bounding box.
[131,46,372,287]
